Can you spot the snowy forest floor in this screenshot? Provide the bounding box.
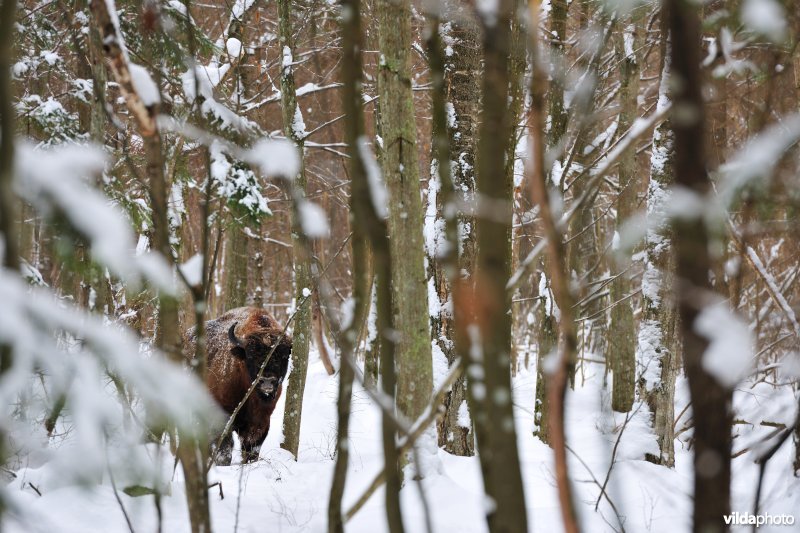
[4,350,800,533]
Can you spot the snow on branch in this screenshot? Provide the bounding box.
[719,114,800,205]
[741,0,788,43]
[694,301,754,388]
[14,143,173,291]
[90,0,160,136]
[0,268,220,485]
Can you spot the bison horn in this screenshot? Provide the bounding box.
[228,323,245,348]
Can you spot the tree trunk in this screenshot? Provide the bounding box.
[425,8,475,457]
[668,0,731,530]
[441,3,481,457]
[467,3,529,532]
[527,2,580,529]
[534,273,556,444]
[376,0,433,428]
[328,0,399,529]
[639,19,678,468]
[88,2,211,530]
[535,0,572,426]
[609,21,640,413]
[278,0,312,461]
[224,225,248,310]
[0,5,19,493]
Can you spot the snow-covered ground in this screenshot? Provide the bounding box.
[4,352,799,532]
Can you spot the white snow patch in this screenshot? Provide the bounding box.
[128,63,160,106]
[179,254,204,287]
[357,136,388,219]
[298,200,330,238]
[741,0,787,42]
[694,303,753,388]
[246,138,300,179]
[226,37,243,59]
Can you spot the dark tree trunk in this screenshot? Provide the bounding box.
[668,0,731,530]
[328,0,399,530]
[466,3,529,532]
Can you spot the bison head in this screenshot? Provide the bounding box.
[228,322,292,402]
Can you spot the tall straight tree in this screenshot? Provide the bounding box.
[667,0,731,530]
[425,3,478,457]
[638,20,678,467]
[527,0,579,529]
[609,17,640,412]
[441,2,481,457]
[224,12,252,312]
[376,0,433,426]
[278,0,312,461]
[327,0,374,529]
[0,0,18,275]
[0,3,19,498]
[467,1,528,531]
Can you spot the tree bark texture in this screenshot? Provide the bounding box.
[468,3,529,532]
[376,0,433,426]
[609,21,640,413]
[278,0,312,461]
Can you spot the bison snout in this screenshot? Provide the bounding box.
[257,377,280,399]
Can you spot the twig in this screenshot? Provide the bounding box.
[27,482,41,497]
[106,450,136,533]
[343,360,464,522]
[565,444,626,533]
[208,481,224,500]
[595,405,642,512]
[752,416,798,525]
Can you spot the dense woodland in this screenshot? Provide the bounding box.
[1,0,800,531]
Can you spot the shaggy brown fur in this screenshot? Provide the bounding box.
[185,307,292,465]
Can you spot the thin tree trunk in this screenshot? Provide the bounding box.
[88,3,211,530]
[278,0,312,460]
[0,5,19,495]
[468,2,529,531]
[535,0,572,432]
[668,0,731,530]
[328,0,394,529]
[506,0,525,379]
[0,0,18,273]
[0,0,19,522]
[527,1,579,530]
[609,21,640,413]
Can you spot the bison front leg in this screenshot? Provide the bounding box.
[239,423,269,464]
[210,430,234,466]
